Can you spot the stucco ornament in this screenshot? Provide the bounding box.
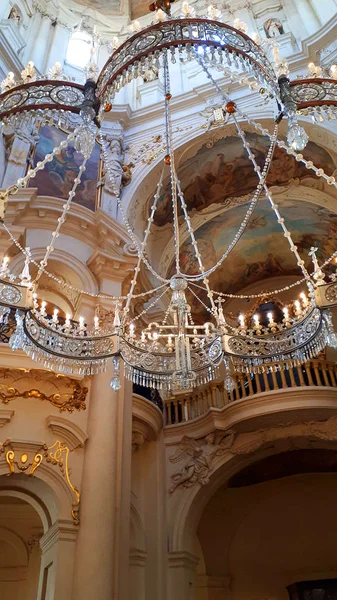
[169,430,235,492]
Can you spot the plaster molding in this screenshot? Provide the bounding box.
[132,393,163,440]
[129,548,147,566]
[39,519,77,553]
[46,416,88,450]
[164,387,337,445]
[168,550,199,570]
[0,409,14,428]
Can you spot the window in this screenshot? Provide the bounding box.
[66,31,92,69]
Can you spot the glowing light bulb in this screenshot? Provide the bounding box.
[238,314,245,326]
[52,308,59,323]
[129,323,135,337]
[167,335,173,347]
[253,314,259,325]
[141,331,146,342]
[79,316,85,329]
[294,300,301,313]
[153,331,158,341]
[94,315,99,330]
[65,313,71,327]
[283,307,289,319]
[300,292,308,306]
[267,312,273,323]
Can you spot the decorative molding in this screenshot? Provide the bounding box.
[0,439,80,525]
[132,393,163,440]
[168,550,199,570]
[169,431,235,493]
[46,416,88,450]
[0,368,88,412]
[163,387,337,444]
[0,409,14,427]
[129,548,147,566]
[168,415,337,492]
[132,430,145,453]
[39,519,77,554]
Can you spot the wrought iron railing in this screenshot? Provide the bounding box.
[164,359,337,425]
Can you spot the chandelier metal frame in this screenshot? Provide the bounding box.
[1,14,337,392]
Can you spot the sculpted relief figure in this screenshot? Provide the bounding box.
[169,431,235,493]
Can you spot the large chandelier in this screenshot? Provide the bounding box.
[1,3,337,393]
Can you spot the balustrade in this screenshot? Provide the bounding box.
[164,360,337,425]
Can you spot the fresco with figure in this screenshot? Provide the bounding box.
[153,132,336,227]
[168,199,337,317]
[30,126,100,211]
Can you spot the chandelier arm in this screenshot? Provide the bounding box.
[187,285,215,317]
[129,285,170,323]
[33,155,89,286]
[163,51,181,276]
[123,167,165,317]
[99,131,169,284]
[232,114,313,285]
[1,221,168,300]
[174,170,217,315]
[234,106,337,193]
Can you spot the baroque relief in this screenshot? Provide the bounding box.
[169,416,337,492]
[0,369,88,412]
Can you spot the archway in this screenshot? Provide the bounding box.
[0,493,43,600]
[195,449,337,600]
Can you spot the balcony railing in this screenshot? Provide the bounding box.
[164,359,337,425]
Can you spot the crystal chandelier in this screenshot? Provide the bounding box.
[1,2,337,393]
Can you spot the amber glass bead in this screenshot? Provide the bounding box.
[225,101,237,114]
[166,93,172,100]
[104,103,112,112]
[164,154,171,165]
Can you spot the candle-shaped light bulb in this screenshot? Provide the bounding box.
[167,335,173,346]
[300,292,308,306]
[52,308,59,323]
[294,300,301,312]
[94,315,99,330]
[141,331,146,342]
[129,323,135,337]
[153,331,158,341]
[253,314,259,325]
[3,256,9,266]
[205,323,210,336]
[40,300,47,316]
[238,314,245,327]
[65,313,71,327]
[79,316,85,329]
[267,312,273,323]
[283,307,289,319]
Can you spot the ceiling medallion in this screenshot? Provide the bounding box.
[1,7,337,393]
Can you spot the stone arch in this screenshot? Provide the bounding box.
[170,436,337,555]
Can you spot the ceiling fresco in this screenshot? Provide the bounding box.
[152,132,336,227]
[167,198,337,318]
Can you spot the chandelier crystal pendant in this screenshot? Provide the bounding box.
[0,7,337,392]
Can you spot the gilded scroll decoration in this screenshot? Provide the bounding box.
[0,438,80,525]
[0,368,88,412]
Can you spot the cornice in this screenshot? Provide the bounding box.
[0,410,14,428]
[46,416,88,450]
[163,387,337,445]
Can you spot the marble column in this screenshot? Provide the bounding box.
[29,16,51,73]
[45,23,70,73]
[72,364,133,600]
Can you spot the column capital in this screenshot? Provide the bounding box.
[168,550,199,570]
[40,519,77,553]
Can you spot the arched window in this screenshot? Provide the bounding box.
[65,31,92,69]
